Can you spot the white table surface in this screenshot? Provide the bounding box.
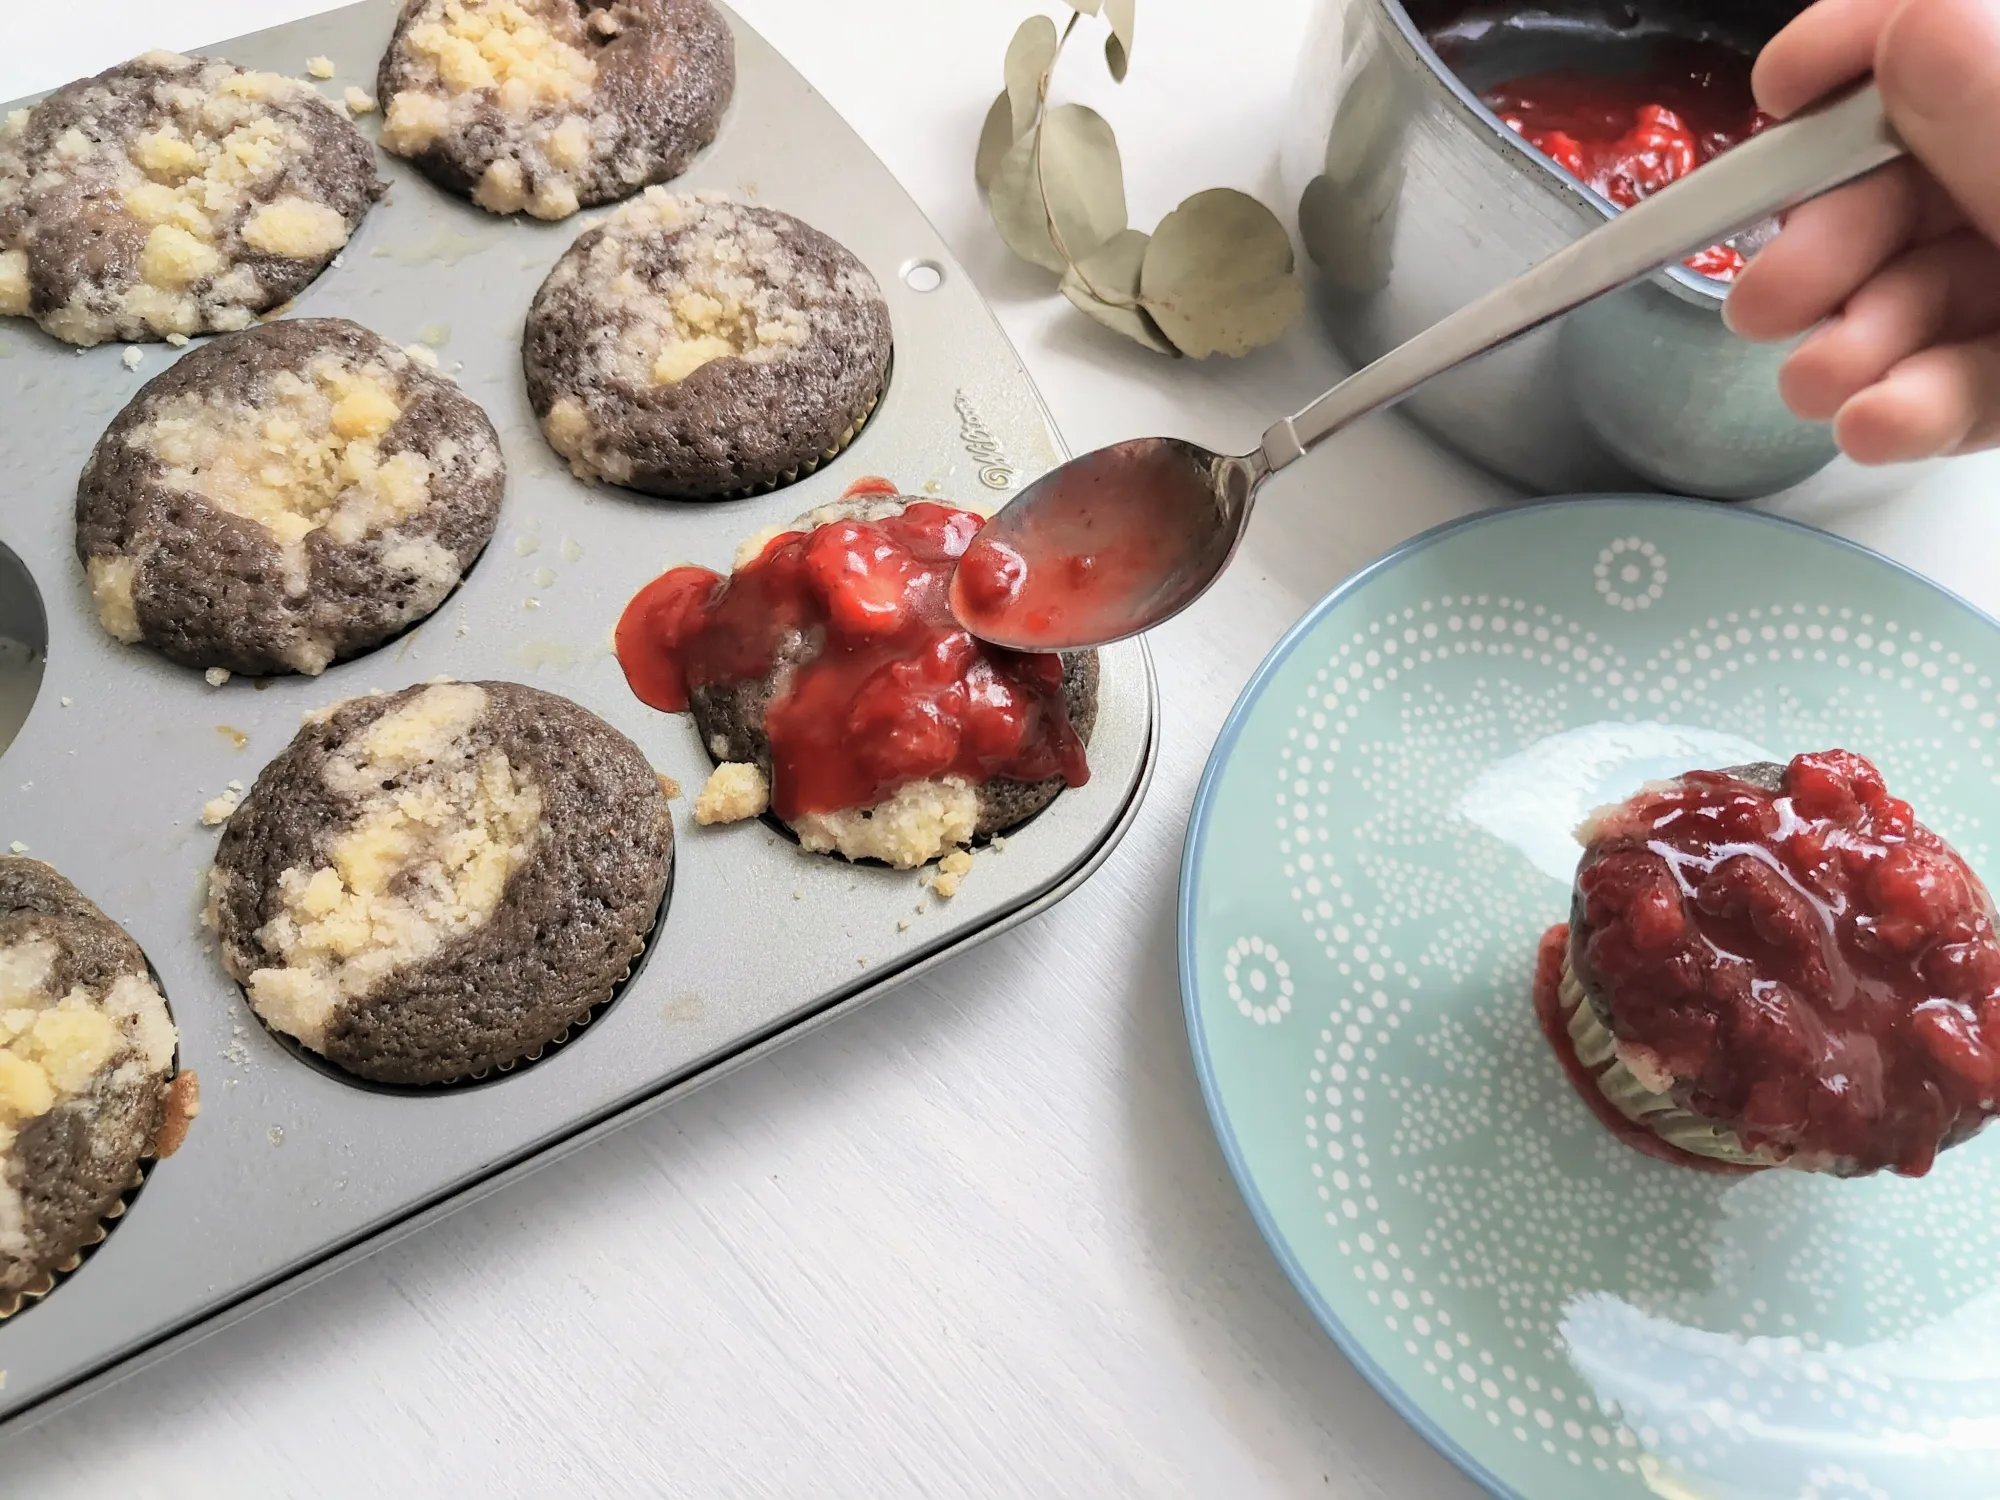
[6,4,1997,1495]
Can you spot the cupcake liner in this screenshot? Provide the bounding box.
[1557,943,1786,1169]
[246,877,672,1095]
[0,1159,148,1322]
[256,990,614,1092]
[714,378,885,501]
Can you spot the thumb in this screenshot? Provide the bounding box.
[1876,0,2000,245]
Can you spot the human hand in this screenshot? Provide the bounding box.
[1725,0,2000,464]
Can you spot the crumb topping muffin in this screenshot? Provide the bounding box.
[0,857,191,1304]
[0,51,382,347]
[208,680,673,1085]
[616,491,1096,869]
[1547,751,2000,1178]
[524,191,892,497]
[76,317,505,677]
[377,0,733,221]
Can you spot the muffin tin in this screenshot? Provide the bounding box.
[0,0,1155,1430]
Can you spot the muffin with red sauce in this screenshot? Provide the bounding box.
[615,482,1096,870]
[1537,750,2000,1178]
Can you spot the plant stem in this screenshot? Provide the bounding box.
[1030,10,1144,313]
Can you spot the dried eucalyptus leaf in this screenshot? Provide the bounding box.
[989,133,1060,271]
[1103,0,1135,78]
[1039,103,1127,260]
[1060,229,1178,355]
[1005,15,1058,140]
[1067,0,1101,13]
[989,104,1128,272]
[975,89,1014,191]
[1141,188,1304,358]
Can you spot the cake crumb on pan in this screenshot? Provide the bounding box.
[931,848,974,899]
[200,780,245,826]
[205,668,231,688]
[306,56,336,79]
[694,762,767,825]
[343,87,377,114]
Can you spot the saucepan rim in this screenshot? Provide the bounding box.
[1370,0,1740,307]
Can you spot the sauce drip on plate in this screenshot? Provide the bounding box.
[615,478,1089,820]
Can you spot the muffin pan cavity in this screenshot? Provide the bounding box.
[0,542,46,764]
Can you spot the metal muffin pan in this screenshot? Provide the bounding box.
[0,0,1155,1430]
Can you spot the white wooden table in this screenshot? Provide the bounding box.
[7,4,1997,1494]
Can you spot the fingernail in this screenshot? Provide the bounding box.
[1878,0,2000,121]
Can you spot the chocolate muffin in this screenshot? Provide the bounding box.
[207,680,673,1085]
[0,857,194,1311]
[0,51,382,347]
[76,317,505,677]
[377,0,733,221]
[524,191,892,497]
[1545,750,2000,1178]
[618,493,1096,869]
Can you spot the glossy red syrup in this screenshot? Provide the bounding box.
[1533,924,1756,1175]
[1570,751,2000,1177]
[950,440,1213,649]
[614,478,1090,821]
[1483,42,1773,281]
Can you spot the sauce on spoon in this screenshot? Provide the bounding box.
[950,439,1232,650]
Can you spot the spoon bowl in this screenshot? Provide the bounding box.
[950,439,1263,651]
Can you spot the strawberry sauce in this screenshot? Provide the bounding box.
[1483,42,1773,281]
[1532,924,1754,1174]
[1569,751,2000,1177]
[614,479,1090,821]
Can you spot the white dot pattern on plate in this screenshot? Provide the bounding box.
[1225,935,1294,1025]
[1594,537,1667,611]
[1196,508,2000,1500]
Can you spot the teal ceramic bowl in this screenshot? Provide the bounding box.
[1181,498,2000,1500]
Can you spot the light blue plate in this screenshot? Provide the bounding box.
[1181,498,2000,1500]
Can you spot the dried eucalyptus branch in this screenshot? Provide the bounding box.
[974,1,1303,359]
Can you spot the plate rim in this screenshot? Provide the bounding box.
[1174,492,2000,1500]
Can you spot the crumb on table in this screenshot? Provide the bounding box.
[343,86,377,114]
[205,667,231,687]
[121,346,143,370]
[656,773,682,800]
[306,55,335,79]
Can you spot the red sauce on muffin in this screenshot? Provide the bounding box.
[1532,924,1753,1174]
[614,481,1089,820]
[1568,750,2000,1177]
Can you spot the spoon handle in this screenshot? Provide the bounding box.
[1259,82,1907,472]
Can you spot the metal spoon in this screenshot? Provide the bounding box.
[950,83,1907,652]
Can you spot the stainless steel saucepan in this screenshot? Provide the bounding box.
[1284,0,1826,500]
